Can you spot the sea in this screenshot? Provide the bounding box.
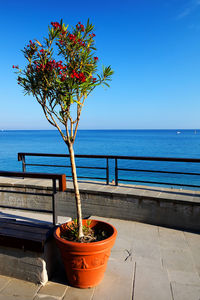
[0,129,200,189]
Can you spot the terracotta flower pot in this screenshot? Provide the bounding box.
[54,219,117,288]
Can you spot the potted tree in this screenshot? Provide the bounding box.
[14,20,117,288]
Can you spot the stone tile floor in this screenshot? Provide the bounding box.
[0,216,199,299]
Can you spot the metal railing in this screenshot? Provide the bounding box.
[18,152,110,185]
[18,152,200,189]
[0,171,66,225]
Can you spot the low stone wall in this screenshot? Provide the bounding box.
[55,189,200,232]
[0,182,199,232]
[0,185,52,211]
[0,237,61,285]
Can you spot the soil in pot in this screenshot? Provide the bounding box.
[60,219,110,243]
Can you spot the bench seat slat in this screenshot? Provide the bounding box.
[0,218,54,252]
[0,228,46,241]
[0,235,45,252]
[0,221,53,236]
[0,218,52,229]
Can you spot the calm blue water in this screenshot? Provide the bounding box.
[1,129,200,189]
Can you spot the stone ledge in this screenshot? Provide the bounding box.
[0,179,199,232]
[0,238,61,285]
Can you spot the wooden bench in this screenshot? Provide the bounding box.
[0,218,60,285]
[0,218,53,252]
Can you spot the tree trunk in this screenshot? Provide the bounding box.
[68,141,84,239]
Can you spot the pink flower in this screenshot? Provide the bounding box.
[51,22,61,30]
[80,24,85,32]
[79,72,86,82]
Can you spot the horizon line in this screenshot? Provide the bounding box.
[1,129,199,131]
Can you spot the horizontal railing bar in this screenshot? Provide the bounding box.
[0,170,64,180]
[115,157,200,162]
[26,163,70,168]
[64,175,107,181]
[0,171,66,192]
[18,152,200,163]
[26,163,106,170]
[77,176,106,180]
[76,166,106,170]
[118,168,200,176]
[118,178,200,188]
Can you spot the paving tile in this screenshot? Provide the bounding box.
[1,278,40,297]
[119,188,145,196]
[133,222,159,243]
[38,281,67,298]
[132,238,161,261]
[175,195,195,202]
[142,189,161,198]
[111,248,135,262]
[0,275,11,291]
[184,231,200,275]
[191,196,200,203]
[92,259,135,300]
[101,187,122,194]
[34,295,60,300]
[133,264,173,300]
[129,222,161,263]
[0,295,33,300]
[184,232,200,250]
[158,227,189,250]
[161,248,196,272]
[171,282,200,300]
[134,256,163,269]
[158,192,179,200]
[0,214,198,300]
[167,269,200,285]
[108,218,135,252]
[63,286,94,300]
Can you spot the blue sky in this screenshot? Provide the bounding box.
[1,0,200,129]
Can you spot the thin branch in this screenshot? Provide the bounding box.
[66,122,70,141]
[35,93,65,140]
[73,95,86,142]
[48,110,65,140]
[68,115,74,139]
[65,106,70,142]
[60,102,67,124]
[42,106,56,127]
[49,102,65,125]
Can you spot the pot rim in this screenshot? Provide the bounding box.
[54,219,117,248]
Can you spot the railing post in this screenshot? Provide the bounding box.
[106,158,109,185]
[22,155,26,173]
[52,179,57,225]
[115,158,118,186]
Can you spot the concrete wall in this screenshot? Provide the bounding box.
[0,183,199,232]
[0,185,52,211]
[55,190,200,232]
[0,239,61,284]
